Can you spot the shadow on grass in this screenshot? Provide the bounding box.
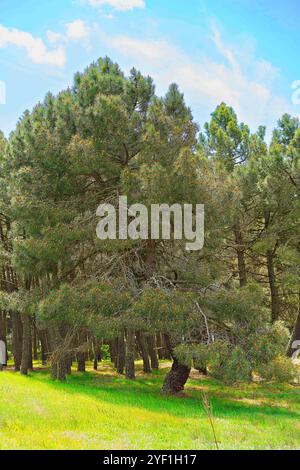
[8,364,300,423]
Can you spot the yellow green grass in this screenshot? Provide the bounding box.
[0,362,299,450]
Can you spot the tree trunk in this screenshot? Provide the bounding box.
[77,352,86,372]
[0,311,7,365]
[77,332,86,372]
[136,331,151,373]
[32,317,38,361]
[287,300,300,357]
[267,250,280,322]
[108,339,118,367]
[11,312,23,371]
[20,314,31,375]
[93,339,102,371]
[233,223,247,287]
[162,358,191,395]
[49,326,66,381]
[156,334,164,359]
[40,330,49,365]
[116,334,126,374]
[147,335,159,370]
[125,329,135,380]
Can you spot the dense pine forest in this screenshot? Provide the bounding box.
[0,57,299,397]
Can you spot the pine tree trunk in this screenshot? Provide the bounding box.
[77,332,86,372]
[116,334,126,374]
[77,352,86,372]
[156,334,164,359]
[136,331,151,373]
[11,312,23,371]
[93,339,101,371]
[287,300,300,357]
[32,318,38,361]
[234,223,247,287]
[40,330,49,365]
[0,311,7,365]
[49,326,66,381]
[125,329,135,380]
[267,250,280,322]
[162,358,191,395]
[147,335,159,369]
[20,314,31,375]
[108,339,118,367]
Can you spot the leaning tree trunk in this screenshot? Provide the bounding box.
[287,300,300,357]
[161,335,191,395]
[125,329,135,380]
[20,314,31,375]
[162,358,191,395]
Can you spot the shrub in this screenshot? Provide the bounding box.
[259,355,298,383]
[248,321,290,367]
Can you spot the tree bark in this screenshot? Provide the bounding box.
[77,351,86,372]
[267,250,280,322]
[287,300,300,357]
[162,358,191,395]
[136,331,151,373]
[20,314,31,375]
[93,339,102,371]
[147,335,159,370]
[116,334,126,374]
[49,326,66,381]
[108,339,118,367]
[32,317,38,361]
[11,312,23,371]
[125,329,135,380]
[77,332,86,372]
[40,329,49,365]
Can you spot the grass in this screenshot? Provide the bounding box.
[0,361,300,450]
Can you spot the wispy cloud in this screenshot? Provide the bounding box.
[0,25,66,67]
[102,25,292,133]
[85,0,145,11]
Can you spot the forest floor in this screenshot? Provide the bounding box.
[0,361,299,450]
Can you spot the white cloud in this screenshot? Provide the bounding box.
[0,24,66,67]
[65,20,90,40]
[47,20,91,50]
[47,30,65,44]
[103,27,293,134]
[86,0,145,11]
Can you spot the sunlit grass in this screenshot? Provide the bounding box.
[0,361,299,450]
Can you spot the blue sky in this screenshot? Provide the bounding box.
[0,0,299,138]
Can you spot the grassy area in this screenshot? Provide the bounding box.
[0,362,299,450]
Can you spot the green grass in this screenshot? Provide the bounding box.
[0,362,300,450]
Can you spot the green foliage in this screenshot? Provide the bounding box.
[248,321,290,367]
[259,356,298,383]
[211,346,252,385]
